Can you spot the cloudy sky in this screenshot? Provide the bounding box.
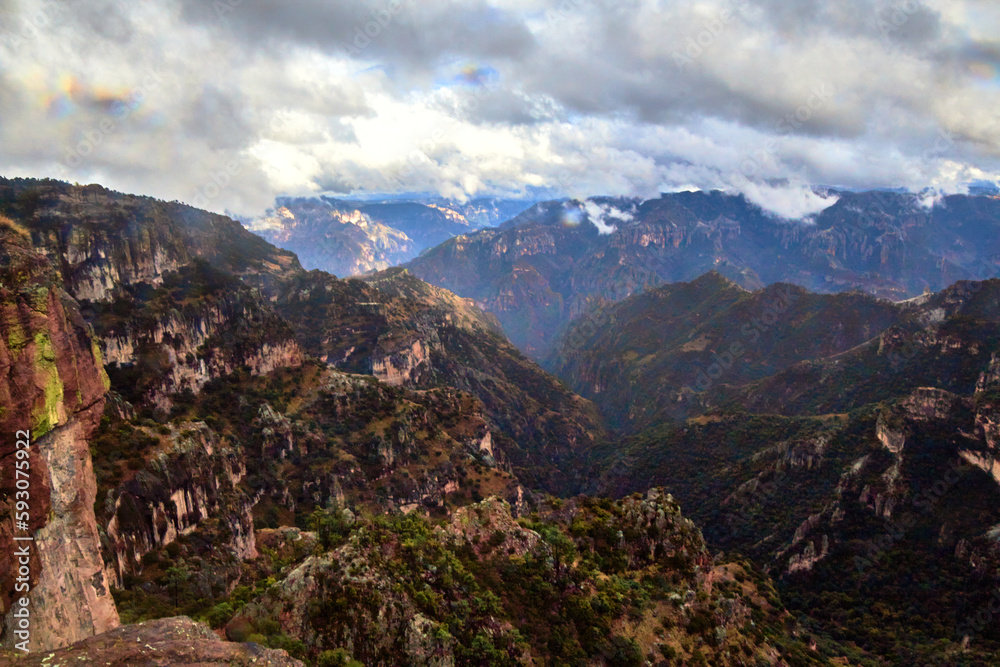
[0,0,998,218]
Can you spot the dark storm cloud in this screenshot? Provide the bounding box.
[175,0,537,75]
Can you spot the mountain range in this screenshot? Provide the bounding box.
[4,176,1000,665]
[404,190,1000,357]
[556,271,1000,664]
[0,177,839,665]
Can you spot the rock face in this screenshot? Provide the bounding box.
[0,179,300,303]
[274,268,606,494]
[4,179,605,498]
[87,261,304,408]
[101,422,257,588]
[2,616,305,666]
[0,228,120,650]
[0,179,868,663]
[244,195,534,278]
[248,199,416,278]
[1,179,306,412]
[372,337,431,387]
[406,190,1000,357]
[232,367,526,520]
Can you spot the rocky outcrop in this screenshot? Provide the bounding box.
[437,497,542,558]
[976,352,1000,394]
[275,268,606,495]
[0,230,120,650]
[232,532,469,666]
[0,178,301,303]
[372,338,432,387]
[867,389,968,518]
[2,616,305,666]
[784,515,830,574]
[268,369,524,517]
[1,178,612,656]
[92,261,304,407]
[230,490,794,666]
[101,423,256,588]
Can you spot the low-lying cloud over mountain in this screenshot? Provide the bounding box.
[1,0,998,216]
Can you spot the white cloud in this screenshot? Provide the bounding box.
[582,200,631,234]
[737,181,841,220]
[0,0,997,217]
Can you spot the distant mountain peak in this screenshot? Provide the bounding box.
[407,189,1000,358]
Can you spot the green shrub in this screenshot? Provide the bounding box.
[205,601,234,628]
[318,648,364,667]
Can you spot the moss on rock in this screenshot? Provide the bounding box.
[32,330,64,439]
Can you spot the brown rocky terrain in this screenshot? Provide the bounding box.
[9,175,984,665]
[580,275,1000,663]
[0,178,608,661]
[1,616,304,666]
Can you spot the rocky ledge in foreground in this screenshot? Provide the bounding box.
[1,616,304,666]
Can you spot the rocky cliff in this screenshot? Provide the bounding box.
[273,267,606,494]
[0,177,844,663]
[85,260,304,409]
[244,195,534,279]
[0,225,120,650]
[0,178,301,303]
[3,178,604,497]
[2,616,304,666]
[100,421,257,589]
